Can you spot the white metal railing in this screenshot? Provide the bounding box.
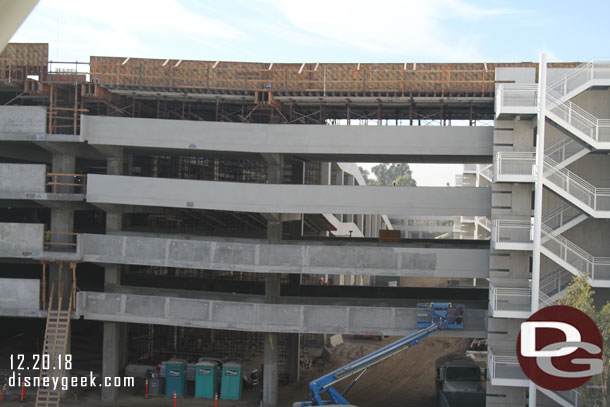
[544,156,610,212]
[495,151,536,178]
[490,284,557,315]
[488,346,527,383]
[544,138,588,167]
[541,224,610,281]
[539,291,557,308]
[478,163,493,182]
[543,203,584,231]
[548,61,610,100]
[546,90,610,143]
[476,216,491,231]
[490,285,531,313]
[496,83,538,113]
[493,219,533,244]
[540,268,573,299]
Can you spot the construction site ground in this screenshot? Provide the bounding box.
[0,336,470,407]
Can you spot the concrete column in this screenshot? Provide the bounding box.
[103,152,125,403]
[286,333,300,384]
[102,322,120,402]
[320,162,331,185]
[49,154,75,309]
[334,166,344,186]
[263,153,282,407]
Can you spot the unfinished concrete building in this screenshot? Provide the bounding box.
[0,43,607,406]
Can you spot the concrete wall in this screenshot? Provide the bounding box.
[77,291,486,337]
[495,68,536,84]
[0,278,40,310]
[86,175,491,216]
[81,115,493,162]
[0,222,44,256]
[0,106,46,137]
[0,163,46,192]
[78,233,490,278]
[572,89,610,119]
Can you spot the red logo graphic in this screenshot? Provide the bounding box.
[517,305,603,391]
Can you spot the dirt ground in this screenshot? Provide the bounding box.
[283,336,471,407]
[0,337,470,407]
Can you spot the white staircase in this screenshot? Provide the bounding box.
[544,138,590,169]
[543,156,610,217]
[542,203,588,236]
[546,90,610,150]
[540,268,573,301]
[541,224,610,286]
[547,61,610,103]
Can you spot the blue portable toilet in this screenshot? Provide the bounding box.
[220,362,242,400]
[195,361,219,399]
[165,360,187,397]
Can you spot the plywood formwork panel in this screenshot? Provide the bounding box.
[89,56,579,96]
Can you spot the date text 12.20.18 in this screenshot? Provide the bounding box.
[10,354,72,371]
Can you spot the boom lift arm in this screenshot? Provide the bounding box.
[294,302,465,407]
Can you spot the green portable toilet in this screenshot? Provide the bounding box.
[195,361,219,399]
[220,362,242,400]
[165,360,187,397]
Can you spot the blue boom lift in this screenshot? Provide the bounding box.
[293,302,465,407]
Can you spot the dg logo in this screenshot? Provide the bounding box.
[517,305,603,391]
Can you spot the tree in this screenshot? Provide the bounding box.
[358,163,416,186]
[557,274,609,405]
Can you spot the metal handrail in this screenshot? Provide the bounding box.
[542,203,584,231]
[496,83,538,111]
[495,151,536,177]
[547,61,610,99]
[544,138,588,166]
[544,156,610,211]
[492,219,533,243]
[540,268,573,299]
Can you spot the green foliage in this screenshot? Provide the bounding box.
[557,274,607,405]
[358,163,417,186]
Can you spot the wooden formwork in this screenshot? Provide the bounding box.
[1,43,48,66]
[0,43,48,82]
[89,56,580,96]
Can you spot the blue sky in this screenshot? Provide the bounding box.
[11,0,610,64]
[9,0,610,185]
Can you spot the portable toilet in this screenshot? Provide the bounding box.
[165,360,187,397]
[220,362,242,400]
[195,361,219,399]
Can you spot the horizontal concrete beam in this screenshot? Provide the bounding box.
[0,278,40,309]
[0,106,46,138]
[77,291,487,337]
[81,115,492,162]
[0,163,46,192]
[86,175,491,216]
[80,233,489,278]
[0,223,44,257]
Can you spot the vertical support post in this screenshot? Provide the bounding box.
[529,52,548,407]
[409,104,413,126]
[346,103,350,125]
[41,262,47,310]
[71,262,76,311]
[73,84,78,135]
[262,153,282,407]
